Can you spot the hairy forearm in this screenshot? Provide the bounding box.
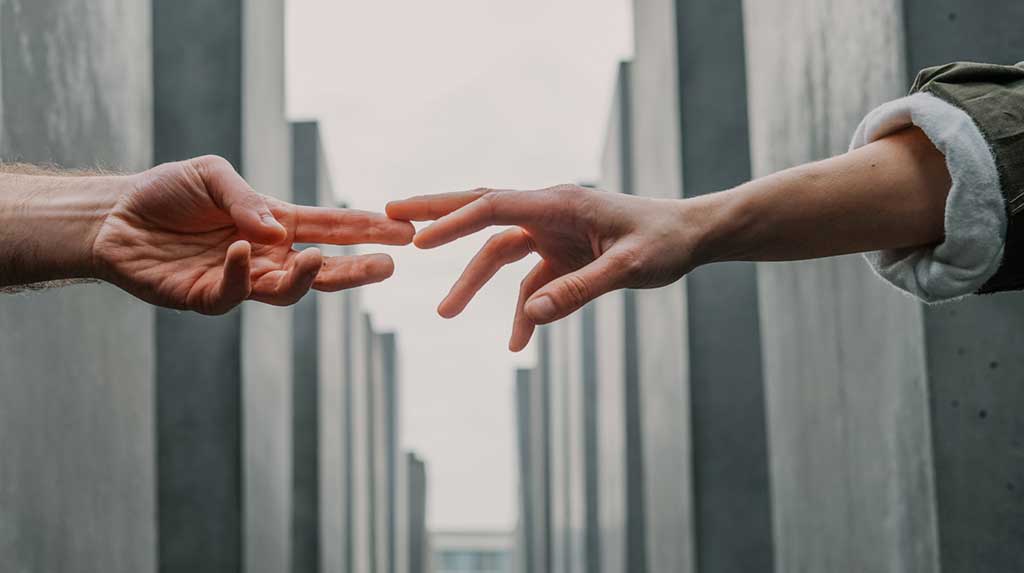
[0,167,125,288]
[690,127,951,265]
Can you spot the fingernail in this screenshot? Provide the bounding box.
[261,213,285,230]
[525,295,557,322]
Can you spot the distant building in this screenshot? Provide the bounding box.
[432,530,513,573]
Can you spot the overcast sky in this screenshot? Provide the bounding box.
[287,0,633,530]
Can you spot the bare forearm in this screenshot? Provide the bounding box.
[690,127,951,265]
[0,168,124,288]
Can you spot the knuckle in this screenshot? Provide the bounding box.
[618,250,646,276]
[559,274,591,307]
[483,233,505,250]
[479,191,500,222]
[192,154,231,173]
[519,274,533,290]
[549,184,587,204]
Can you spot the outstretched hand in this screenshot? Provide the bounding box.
[94,155,414,315]
[387,185,702,351]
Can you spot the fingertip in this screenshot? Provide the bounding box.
[524,294,558,324]
[297,247,324,275]
[384,201,403,219]
[227,239,252,261]
[398,221,416,245]
[368,253,395,279]
[437,300,459,320]
[261,213,287,237]
[509,335,528,353]
[412,231,438,250]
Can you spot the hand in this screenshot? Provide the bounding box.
[387,184,703,351]
[94,155,414,315]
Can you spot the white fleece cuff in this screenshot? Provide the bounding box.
[849,92,1006,303]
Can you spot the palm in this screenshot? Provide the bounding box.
[94,157,413,315]
[387,185,669,350]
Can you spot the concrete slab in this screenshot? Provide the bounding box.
[373,332,400,573]
[405,453,429,573]
[240,1,293,572]
[903,2,1024,568]
[742,0,954,570]
[630,1,693,570]
[545,322,572,573]
[290,120,334,573]
[673,1,774,571]
[0,2,155,572]
[152,0,247,569]
[515,368,539,573]
[595,62,647,573]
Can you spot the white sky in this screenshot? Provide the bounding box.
[287,0,633,530]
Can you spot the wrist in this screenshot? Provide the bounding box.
[672,189,752,268]
[0,172,127,286]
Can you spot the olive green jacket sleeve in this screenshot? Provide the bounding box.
[912,61,1024,294]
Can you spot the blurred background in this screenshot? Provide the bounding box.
[1,1,1023,573]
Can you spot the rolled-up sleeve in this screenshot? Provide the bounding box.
[851,61,1024,301]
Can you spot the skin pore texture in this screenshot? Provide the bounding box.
[0,155,414,315]
[387,126,952,351]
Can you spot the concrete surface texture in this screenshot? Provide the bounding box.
[152,0,247,570]
[373,332,401,573]
[594,62,647,573]
[672,1,775,571]
[629,1,694,571]
[743,0,937,571]
[901,1,1024,569]
[352,312,376,573]
[405,453,429,573]
[545,322,572,573]
[317,285,348,573]
[545,314,597,573]
[578,305,601,573]
[533,330,554,573]
[514,369,539,573]
[0,2,156,573]
[240,0,294,571]
[291,121,326,573]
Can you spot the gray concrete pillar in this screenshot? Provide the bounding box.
[629,1,695,570]
[545,309,600,573]
[515,369,539,573]
[534,329,554,573]
[743,0,1024,570]
[153,0,245,558]
[153,1,292,571]
[516,349,553,573]
[291,120,343,573]
[372,331,400,573]
[405,453,429,573]
[546,322,572,573]
[240,1,293,571]
[317,283,350,573]
[0,3,155,572]
[672,1,775,571]
[594,62,647,573]
[352,312,375,573]
[579,305,601,573]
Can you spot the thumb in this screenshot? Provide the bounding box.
[523,253,628,324]
[193,155,288,244]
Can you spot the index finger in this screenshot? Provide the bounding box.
[411,190,547,249]
[385,189,490,221]
[287,205,415,246]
